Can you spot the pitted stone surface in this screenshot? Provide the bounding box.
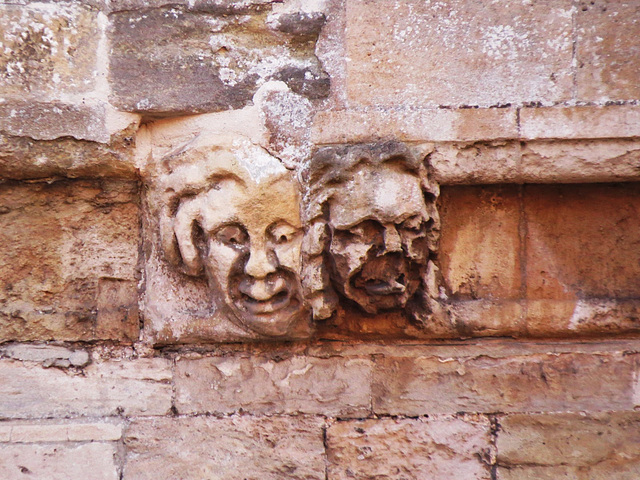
[123,416,326,480]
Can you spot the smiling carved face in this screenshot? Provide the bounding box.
[177,170,305,337]
[327,162,431,313]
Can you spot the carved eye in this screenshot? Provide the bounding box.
[214,224,249,248]
[349,220,382,238]
[269,223,299,245]
[400,216,425,234]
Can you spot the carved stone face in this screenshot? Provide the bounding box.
[327,162,431,313]
[168,145,306,338]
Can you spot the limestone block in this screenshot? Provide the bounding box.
[0,443,118,480]
[496,412,640,479]
[344,0,573,108]
[0,344,90,368]
[521,139,640,183]
[0,179,140,342]
[0,358,172,418]
[311,108,518,144]
[525,299,640,338]
[0,420,123,443]
[439,185,522,300]
[576,0,640,102]
[0,3,100,100]
[110,0,276,13]
[448,300,526,338]
[175,355,372,416]
[520,105,640,140]
[524,184,640,300]
[109,5,329,115]
[327,416,493,480]
[372,352,637,415]
[0,129,138,180]
[123,416,326,480]
[430,142,521,185]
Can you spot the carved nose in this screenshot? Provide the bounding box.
[382,224,402,253]
[244,245,277,279]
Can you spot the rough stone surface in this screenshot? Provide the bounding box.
[326,416,493,480]
[0,443,118,480]
[0,421,123,443]
[176,355,372,416]
[109,6,328,115]
[372,352,637,415]
[576,0,640,102]
[525,184,640,300]
[497,412,640,479]
[521,139,640,183]
[520,105,640,140]
[430,142,521,185]
[0,129,138,180]
[0,3,101,100]
[0,358,172,418]
[0,179,140,342]
[123,416,326,480]
[345,0,573,108]
[0,344,90,368]
[311,108,518,144]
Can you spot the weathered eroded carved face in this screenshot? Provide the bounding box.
[327,162,432,313]
[164,141,308,338]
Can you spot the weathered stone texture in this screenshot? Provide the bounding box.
[109,6,328,115]
[0,130,138,180]
[0,180,140,342]
[176,355,372,416]
[345,0,573,108]
[0,3,101,99]
[576,0,640,102]
[311,108,518,144]
[520,105,640,140]
[372,352,637,415]
[123,416,326,480]
[326,416,493,480]
[521,139,640,183]
[0,358,172,418]
[439,185,522,301]
[0,420,123,443]
[0,443,118,480]
[497,413,640,479]
[525,184,640,300]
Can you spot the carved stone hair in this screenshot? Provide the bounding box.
[302,140,441,320]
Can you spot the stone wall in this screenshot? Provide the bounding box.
[1,0,640,478]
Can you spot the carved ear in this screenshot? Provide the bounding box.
[171,197,205,277]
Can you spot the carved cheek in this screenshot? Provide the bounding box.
[205,240,242,289]
[273,237,302,274]
[404,235,429,262]
[330,236,372,273]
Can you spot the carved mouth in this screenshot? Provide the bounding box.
[363,274,406,296]
[235,277,292,314]
[239,289,291,314]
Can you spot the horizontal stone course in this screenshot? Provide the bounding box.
[123,415,326,480]
[326,416,493,480]
[496,412,640,479]
[175,355,372,416]
[0,443,119,480]
[0,358,172,418]
[372,351,638,415]
[0,421,123,443]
